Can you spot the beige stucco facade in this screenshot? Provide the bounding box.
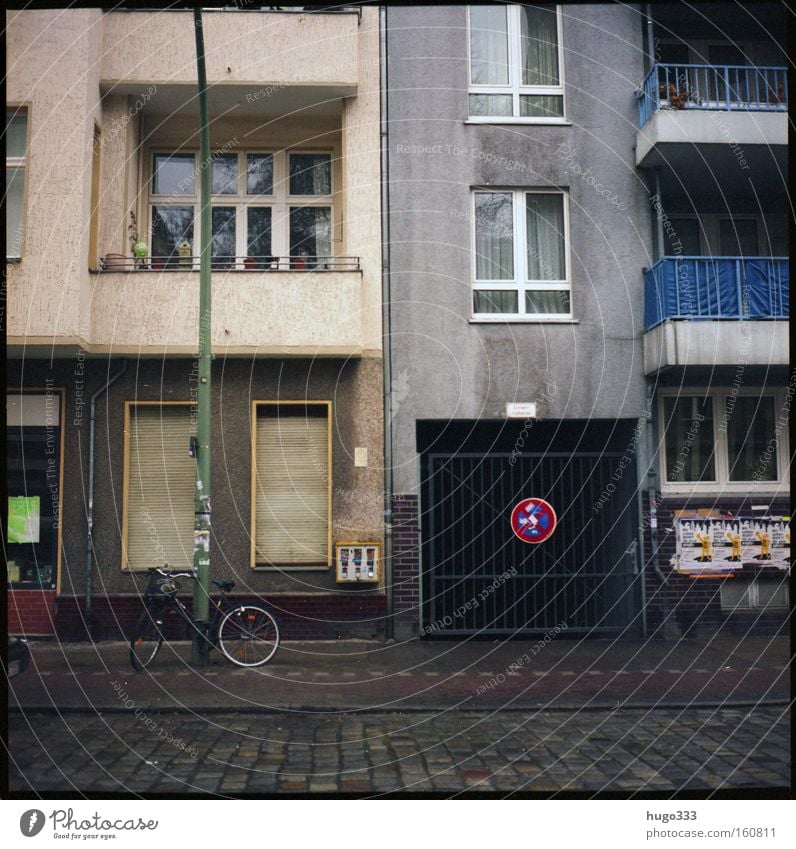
[7,8,386,629]
[7,7,382,356]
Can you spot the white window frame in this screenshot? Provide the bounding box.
[466,5,567,124]
[471,188,572,322]
[147,148,334,262]
[6,106,28,260]
[658,388,790,495]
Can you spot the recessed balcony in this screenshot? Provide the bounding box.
[643,256,789,374]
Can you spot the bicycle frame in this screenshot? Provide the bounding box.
[144,580,233,648]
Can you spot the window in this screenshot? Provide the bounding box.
[6,392,63,589]
[719,217,760,256]
[123,403,196,571]
[251,402,331,568]
[6,108,27,258]
[472,189,570,319]
[659,391,788,490]
[468,5,564,122]
[720,577,789,611]
[89,126,101,268]
[149,150,333,266]
[668,216,702,256]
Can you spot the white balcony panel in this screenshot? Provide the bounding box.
[636,109,787,168]
[643,319,789,375]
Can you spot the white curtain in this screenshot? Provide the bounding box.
[470,6,509,85]
[521,5,559,86]
[526,194,564,280]
[475,192,514,280]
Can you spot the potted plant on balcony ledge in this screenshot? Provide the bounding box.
[128,211,149,269]
[659,82,692,109]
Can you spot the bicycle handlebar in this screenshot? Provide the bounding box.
[152,566,197,579]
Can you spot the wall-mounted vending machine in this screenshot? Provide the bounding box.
[336,543,380,583]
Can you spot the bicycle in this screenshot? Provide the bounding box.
[130,566,280,671]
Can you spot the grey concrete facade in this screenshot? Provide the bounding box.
[385,4,653,495]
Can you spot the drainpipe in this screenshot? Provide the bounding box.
[644,385,665,586]
[85,359,127,632]
[380,4,395,639]
[645,3,655,68]
[654,168,664,260]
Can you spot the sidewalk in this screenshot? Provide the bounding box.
[10,634,790,713]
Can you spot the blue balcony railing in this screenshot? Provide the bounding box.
[643,257,789,330]
[637,64,788,127]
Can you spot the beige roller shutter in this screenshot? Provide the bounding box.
[254,408,329,565]
[125,405,195,570]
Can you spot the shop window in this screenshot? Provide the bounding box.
[6,392,62,588]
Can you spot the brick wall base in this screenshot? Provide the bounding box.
[8,589,57,636]
[54,594,387,641]
[392,495,420,636]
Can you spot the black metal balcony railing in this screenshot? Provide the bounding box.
[637,63,788,127]
[98,255,361,272]
[643,256,789,330]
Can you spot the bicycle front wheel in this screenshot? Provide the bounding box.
[130,610,163,671]
[218,605,279,667]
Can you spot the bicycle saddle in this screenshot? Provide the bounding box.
[212,579,235,592]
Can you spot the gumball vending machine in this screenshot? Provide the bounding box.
[335,543,380,583]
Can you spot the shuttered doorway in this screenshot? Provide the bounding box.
[252,402,331,567]
[123,403,195,571]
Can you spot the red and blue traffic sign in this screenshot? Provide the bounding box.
[510,498,557,544]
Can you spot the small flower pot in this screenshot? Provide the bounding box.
[103,252,127,271]
[243,257,256,270]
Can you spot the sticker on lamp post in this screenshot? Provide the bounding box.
[511,498,557,544]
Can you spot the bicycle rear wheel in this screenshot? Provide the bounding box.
[218,605,279,667]
[130,610,163,671]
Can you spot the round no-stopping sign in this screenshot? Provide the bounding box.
[510,498,557,544]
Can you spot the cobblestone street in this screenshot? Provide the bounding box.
[9,706,790,796]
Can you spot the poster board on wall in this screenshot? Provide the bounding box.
[675,514,790,576]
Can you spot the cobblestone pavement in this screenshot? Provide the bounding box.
[8,706,790,796]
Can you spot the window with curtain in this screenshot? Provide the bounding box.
[473,189,570,319]
[660,391,788,490]
[725,396,777,481]
[469,5,564,121]
[149,149,333,266]
[6,108,28,258]
[252,403,331,567]
[663,396,715,483]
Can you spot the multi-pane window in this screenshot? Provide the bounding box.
[149,150,333,266]
[472,189,570,319]
[660,392,787,488]
[468,5,564,121]
[6,108,27,258]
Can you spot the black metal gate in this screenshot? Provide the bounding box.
[421,448,642,636]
